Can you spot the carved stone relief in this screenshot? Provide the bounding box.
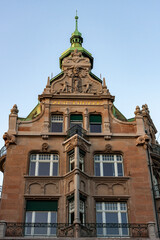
[3,132,16,148]
[136,134,150,149]
[51,49,105,95]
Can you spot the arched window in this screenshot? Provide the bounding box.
[29,154,59,176]
[94,154,124,177]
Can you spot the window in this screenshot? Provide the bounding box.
[94,154,124,177]
[29,154,59,176]
[68,149,85,172]
[90,114,102,133]
[69,199,85,224]
[96,202,128,237]
[25,200,57,236]
[70,114,83,128]
[69,150,75,171]
[51,115,63,132]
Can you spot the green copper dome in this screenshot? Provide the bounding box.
[59,13,93,69]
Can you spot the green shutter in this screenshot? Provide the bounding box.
[90,115,102,123]
[26,200,58,211]
[70,114,83,121]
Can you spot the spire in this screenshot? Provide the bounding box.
[70,11,83,47]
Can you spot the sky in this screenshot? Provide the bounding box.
[0,0,160,184]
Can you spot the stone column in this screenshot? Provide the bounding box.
[42,100,50,134]
[0,221,6,238]
[84,108,88,132]
[148,222,156,239]
[134,106,145,135]
[74,145,80,237]
[64,108,69,133]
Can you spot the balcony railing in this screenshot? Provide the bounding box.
[5,222,149,238]
[66,124,87,140]
[0,145,6,158]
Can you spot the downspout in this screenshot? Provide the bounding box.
[146,143,160,237]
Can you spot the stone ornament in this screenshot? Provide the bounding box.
[134,106,141,116]
[136,134,150,149]
[42,143,49,152]
[3,132,16,148]
[51,49,110,96]
[10,104,18,115]
[105,144,112,153]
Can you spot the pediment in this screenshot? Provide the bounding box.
[51,49,110,96]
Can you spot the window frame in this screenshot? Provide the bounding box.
[70,114,83,128]
[89,114,102,133]
[51,114,63,132]
[94,154,124,177]
[29,153,59,176]
[96,202,128,237]
[68,199,85,224]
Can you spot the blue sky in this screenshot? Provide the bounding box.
[0,0,160,183]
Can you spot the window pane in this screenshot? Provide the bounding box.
[38,163,50,176]
[51,123,63,132]
[34,212,48,234]
[51,212,57,235]
[96,212,103,235]
[103,163,114,176]
[90,124,101,133]
[53,162,58,176]
[25,212,32,235]
[121,213,128,235]
[29,162,35,176]
[106,212,119,235]
[95,163,100,176]
[117,163,123,176]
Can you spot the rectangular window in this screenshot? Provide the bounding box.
[29,154,59,176]
[25,200,57,236]
[69,150,75,171]
[51,115,63,132]
[96,202,128,237]
[90,115,102,133]
[68,149,85,172]
[70,114,83,128]
[94,154,124,177]
[69,199,85,224]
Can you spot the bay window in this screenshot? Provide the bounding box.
[94,154,124,177]
[69,199,85,224]
[96,202,128,237]
[29,154,59,176]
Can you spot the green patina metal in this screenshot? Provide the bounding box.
[18,103,41,121]
[112,105,135,122]
[59,13,93,69]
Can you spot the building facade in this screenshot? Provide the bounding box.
[0,15,160,239]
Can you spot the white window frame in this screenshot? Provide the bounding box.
[51,114,63,132]
[94,154,124,177]
[96,202,128,236]
[69,199,85,224]
[25,211,57,236]
[29,154,59,176]
[69,151,84,172]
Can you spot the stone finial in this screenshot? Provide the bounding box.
[134,106,141,116]
[103,77,107,89]
[10,104,18,115]
[142,104,150,115]
[46,76,50,87]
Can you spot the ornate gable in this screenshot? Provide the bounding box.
[51,49,110,96]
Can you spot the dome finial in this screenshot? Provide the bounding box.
[75,10,78,31]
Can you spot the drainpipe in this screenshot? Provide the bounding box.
[146,143,160,237]
[74,145,80,237]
